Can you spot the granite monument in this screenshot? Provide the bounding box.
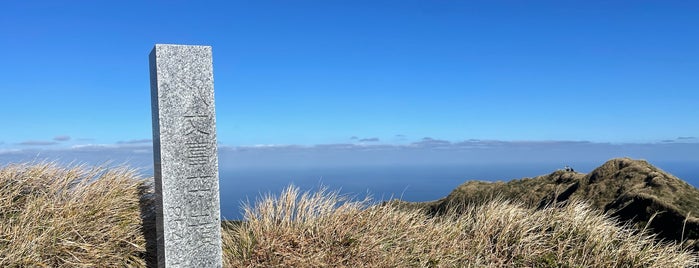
[149,44,223,267]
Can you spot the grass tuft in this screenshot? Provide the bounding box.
[0,162,146,267]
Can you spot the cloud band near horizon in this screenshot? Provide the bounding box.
[2,139,698,173]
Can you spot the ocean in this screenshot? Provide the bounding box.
[218,161,699,220]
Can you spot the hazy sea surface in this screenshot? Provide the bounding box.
[218,161,699,220]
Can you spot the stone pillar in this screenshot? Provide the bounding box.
[149,44,223,267]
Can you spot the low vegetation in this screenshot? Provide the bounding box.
[225,186,697,267]
[1,162,698,267]
[416,158,699,250]
[0,163,146,267]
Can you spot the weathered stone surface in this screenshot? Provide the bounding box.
[150,44,222,267]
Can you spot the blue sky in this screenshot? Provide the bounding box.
[1,1,698,168]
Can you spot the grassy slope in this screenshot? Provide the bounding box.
[1,161,698,267]
[413,158,699,250]
[226,186,697,267]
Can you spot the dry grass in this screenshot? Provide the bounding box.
[422,158,699,250]
[1,163,697,267]
[0,162,146,267]
[224,185,698,267]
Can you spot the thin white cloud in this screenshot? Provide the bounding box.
[53,135,71,142]
[17,140,58,146]
[117,139,152,144]
[314,143,361,149]
[0,148,21,154]
[411,137,451,148]
[220,144,304,152]
[71,144,115,149]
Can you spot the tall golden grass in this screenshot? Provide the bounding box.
[225,186,698,267]
[0,163,146,267]
[1,163,697,267]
